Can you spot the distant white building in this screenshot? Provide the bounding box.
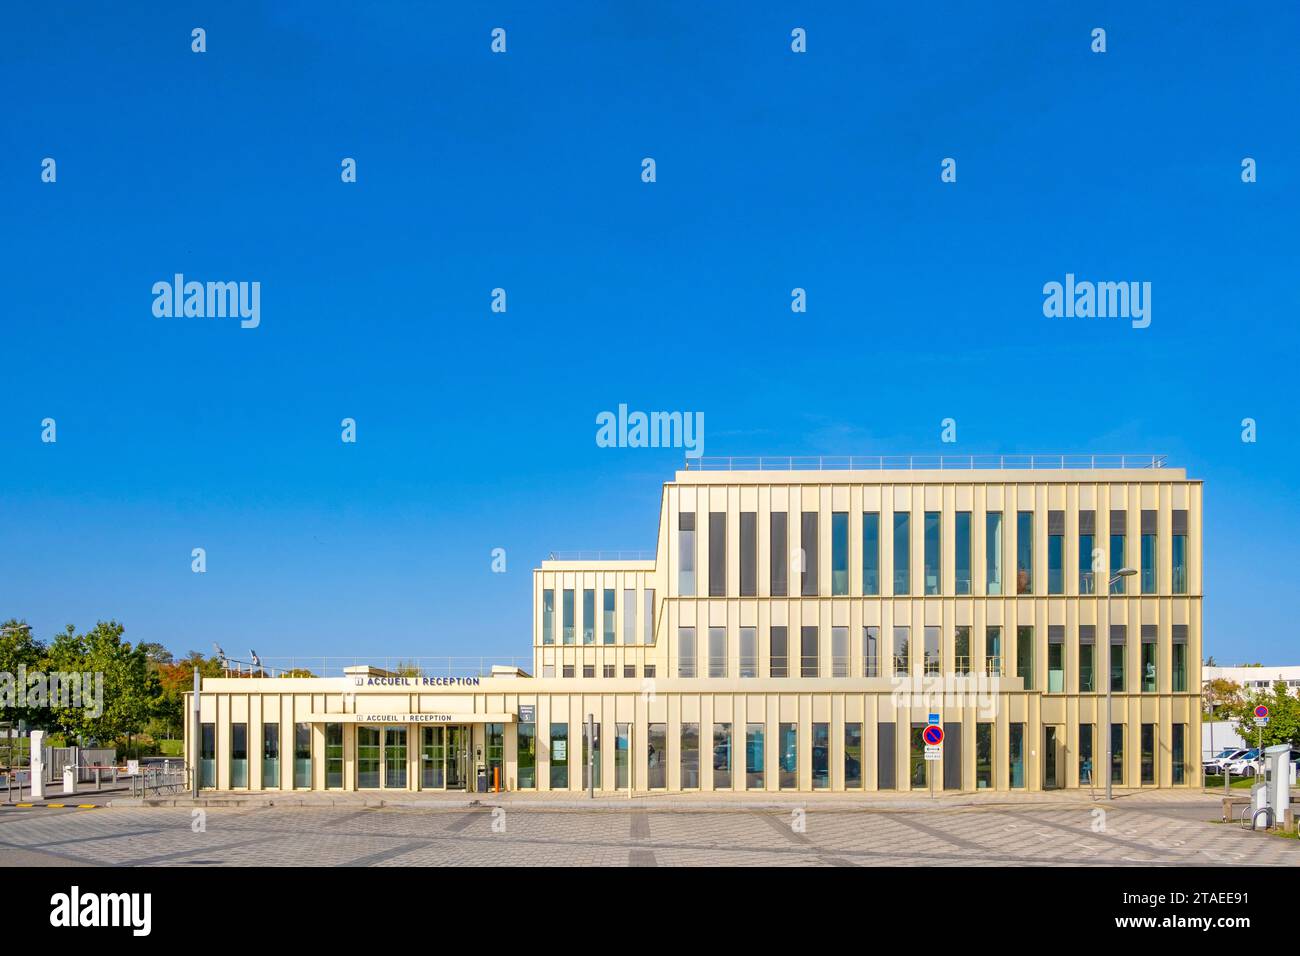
[1203,665,1300,697]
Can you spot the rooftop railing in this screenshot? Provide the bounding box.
[545,550,655,561]
[214,657,533,679]
[684,454,1168,471]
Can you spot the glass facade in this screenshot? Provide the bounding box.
[740,627,757,678]
[778,722,797,789]
[975,723,993,789]
[770,512,788,597]
[708,627,727,678]
[713,723,732,790]
[518,722,536,789]
[893,512,910,595]
[200,723,215,787]
[955,626,971,675]
[955,511,971,595]
[909,724,927,788]
[562,588,575,644]
[1110,723,1125,785]
[678,626,696,677]
[602,590,615,644]
[1110,627,1126,692]
[1142,633,1157,692]
[770,626,788,678]
[262,722,279,789]
[582,589,595,644]
[357,726,381,788]
[644,589,654,643]
[862,512,880,595]
[1079,723,1094,786]
[231,723,248,788]
[1172,724,1187,785]
[893,626,910,677]
[986,512,1002,595]
[812,723,830,789]
[614,723,629,789]
[385,726,408,789]
[325,723,343,789]
[486,723,504,789]
[1016,511,1033,594]
[1172,635,1188,692]
[1172,533,1188,594]
[1079,533,1095,594]
[1079,630,1095,692]
[740,512,757,597]
[1141,723,1156,785]
[1009,723,1025,788]
[550,723,569,789]
[543,588,554,644]
[832,627,848,677]
[1141,533,1157,594]
[294,723,311,788]
[680,722,700,789]
[1047,630,1064,692]
[801,511,818,596]
[1047,531,1063,594]
[1110,534,1126,594]
[679,512,696,595]
[801,626,818,678]
[863,625,879,677]
[985,626,1002,675]
[582,721,601,791]
[831,511,849,595]
[1016,625,1034,690]
[746,723,764,789]
[923,626,940,675]
[844,723,863,788]
[709,512,726,597]
[924,511,941,595]
[647,723,666,789]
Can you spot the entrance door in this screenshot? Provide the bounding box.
[1044,726,1060,789]
[422,726,445,788]
[445,726,466,790]
[383,726,408,789]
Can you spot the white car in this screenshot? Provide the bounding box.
[1223,748,1262,777]
[1203,748,1247,774]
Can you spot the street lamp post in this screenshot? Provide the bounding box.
[1104,567,1138,802]
[1,624,33,803]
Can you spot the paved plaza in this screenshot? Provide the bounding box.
[1,791,1297,867]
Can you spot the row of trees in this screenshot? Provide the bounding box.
[1204,674,1300,750]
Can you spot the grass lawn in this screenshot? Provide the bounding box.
[1204,773,1258,790]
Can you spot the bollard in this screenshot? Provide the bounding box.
[62,765,76,796]
[95,767,102,791]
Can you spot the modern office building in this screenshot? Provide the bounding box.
[187,455,1202,793]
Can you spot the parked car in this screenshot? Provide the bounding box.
[1203,748,1248,774]
[1224,748,1262,777]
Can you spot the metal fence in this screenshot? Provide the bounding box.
[222,657,533,679]
[685,454,1168,471]
[43,747,117,783]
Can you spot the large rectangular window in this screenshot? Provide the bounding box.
[708,512,726,597]
[955,511,971,595]
[1110,723,1125,785]
[778,723,798,789]
[863,626,879,678]
[582,588,595,644]
[976,723,993,789]
[893,512,911,595]
[986,512,1003,595]
[812,723,830,790]
[423,727,447,789]
[643,589,654,643]
[923,511,941,595]
[746,723,764,789]
[578,724,599,791]
[200,723,215,788]
[294,722,311,788]
[262,723,280,789]
[1172,724,1187,785]
[770,626,788,678]
[1079,509,1096,594]
[878,723,896,790]
[1079,723,1095,786]
[1141,510,1157,594]
[1047,626,1064,692]
[647,723,666,789]
[1079,626,1096,692]
[985,626,1002,675]
[740,512,757,596]
[1047,510,1064,594]
[800,626,819,678]
[385,726,408,789]
[1016,625,1034,690]
[1172,510,1188,594]
[862,512,880,595]
[844,723,863,788]
[1141,626,1158,693]
[801,511,819,596]
[623,589,635,645]
[1172,625,1188,692]
[1110,510,1127,594]
[1016,511,1033,594]
[955,626,971,675]
[713,723,732,790]
[680,723,700,789]
[892,626,910,677]
[231,723,248,788]
[614,723,629,789]
[831,511,849,595]
[1141,723,1156,785]
[517,721,536,789]
[543,588,555,645]
[1110,625,1127,692]
[739,627,757,678]
[325,722,342,789]
[909,724,927,789]
[708,627,727,678]
[678,512,696,596]
[550,723,569,789]
[356,726,381,788]
[1009,723,1026,788]
[831,627,849,678]
[602,589,616,644]
[677,627,696,678]
[562,588,575,644]
[923,626,940,675]
[770,512,788,596]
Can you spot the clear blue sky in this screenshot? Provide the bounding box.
[2,3,1297,665]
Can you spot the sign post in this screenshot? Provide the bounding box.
[1255,705,1270,779]
[923,723,944,798]
[192,667,201,799]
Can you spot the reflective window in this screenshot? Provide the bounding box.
[582,721,601,791]
[1079,724,1094,786]
[602,590,615,644]
[517,722,536,789]
[231,723,248,788]
[325,723,343,789]
[845,723,863,788]
[643,589,654,643]
[1141,724,1156,785]
[812,723,830,790]
[680,722,700,789]
[1009,723,1026,788]
[800,626,819,678]
[893,512,911,595]
[1172,534,1188,594]
[770,626,788,678]
[708,627,727,678]
[986,512,1003,595]
[543,588,554,645]
[831,511,849,595]
[385,726,408,789]
[909,724,927,789]
[778,723,798,789]
[614,723,629,789]
[1110,532,1126,594]
[200,723,215,788]
[550,723,569,789]
[623,589,635,645]
[357,726,381,789]
[1172,627,1188,692]
[862,512,880,595]
[924,626,940,674]
[1110,626,1126,692]
[893,626,910,677]
[713,723,732,790]
[1047,627,1064,692]
[708,512,726,597]
[746,723,765,789]
[562,589,575,644]
[1079,627,1095,692]
[582,589,595,644]
[678,512,696,595]
[678,626,696,678]
[1048,531,1064,594]
[985,626,1002,676]
[831,627,849,678]
[863,626,879,677]
[1110,724,1125,786]
[1141,631,1157,693]
[924,511,941,595]
[294,723,311,789]
[740,512,757,596]
[1172,724,1187,785]
[1079,533,1095,594]
[262,722,280,789]
[801,511,819,596]
[955,626,971,675]
[739,627,757,678]
[1016,511,1033,594]
[647,723,666,789]
[955,511,971,595]
[1016,625,1034,690]
[976,723,993,789]
[1141,532,1157,593]
[770,512,788,596]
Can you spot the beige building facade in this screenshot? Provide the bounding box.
[187,457,1203,794]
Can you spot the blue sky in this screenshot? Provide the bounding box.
[2,2,1297,665]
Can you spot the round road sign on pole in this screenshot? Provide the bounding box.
[1254,704,1269,720]
[923,725,944,746]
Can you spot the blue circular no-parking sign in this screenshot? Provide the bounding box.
[923,725,944,746]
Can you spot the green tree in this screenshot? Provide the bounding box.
[1233,681,1300,750]
[44,622,162,745]
[0,619,47,729]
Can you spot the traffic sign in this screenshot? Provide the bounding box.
[1254,704,1269,719]
[922,725,944,746]
[928,713,941,725]
[924,748,942,761]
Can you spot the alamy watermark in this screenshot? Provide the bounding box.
[1042,273,1150,329]
[0,665,104,717]
[595,404,704,457]
[888,672,1001,718]
[152,274,260,329]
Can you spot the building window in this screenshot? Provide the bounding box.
[812,723,830,789]
[862,512,880,595]
[582,589,595,644]
[623,589,635,645]
[582,665,595,678]
[986,512,1003,595]
[708,627,727,678]
[1016,511,1033,594]
[1079,509,1097,594]
[517,721,536,789]
[647,723,666,789]
[1009,723,1026,788]
[878,723,896,790]
[778,723,797,789]
[1079,626,1096,692]
[679,511,696,596]
[770,626,788,678]
[614,723,629,789]
[713,723,732,789]
[550,723,569,789]
[976,723,993,789]
[1110,723,1124,786]
[294,723,311,788]
[893,626,910,677]
[231,723,248,788]
[680,723,700,789]
[543,588,555,645]
[893,512,911,595]
[1109,510,1126,594]
[1047,626,1064,692]
[383,727,408,789]
[325,723,343,789]
[1172,625,1188,692]
[739,627,757,678]
[831,511,849,595]
[909,724,927,789]
[831,627,849,677]
[1172,724,1187,785]
[356,726,380,788]
[1110,625,1126,692]
[746,723,765,789]
[644,665,655,679]
[923,626,940,675]
[708,512,726,597]
[262,723,280,789]
[1047,510,1064,595]
[801,511,819,596]
[1141,510,1157,594]
[955,511,971,595]
[200,723,216,787]
[602,589,616,644]
[845,723,863,788]
[1079,723,1094,786]
[1141,724,1156,785]
[623,664,635,678]
[582,721,601,791]
[543,665,555,678]
[740,512,757,596]
[562,664,574,678]
[1016,625,1034,690]
[924,511,941,595]
[562,589,575,644]
[863,626,879,677]
[643,589,654,643]
[770,512,788,596]
[985,626,1002,675]
[603,664,615,678]
[1172,510,1188,594]
[955,626,971,675]
[800,626,819,678]
[678,627,696,678]
[1141,626,1157,693]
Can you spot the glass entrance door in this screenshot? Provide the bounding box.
[383,726,408,789]
[1044,726,1060,789]
[422,726,445,789]
[445,726,466,790]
